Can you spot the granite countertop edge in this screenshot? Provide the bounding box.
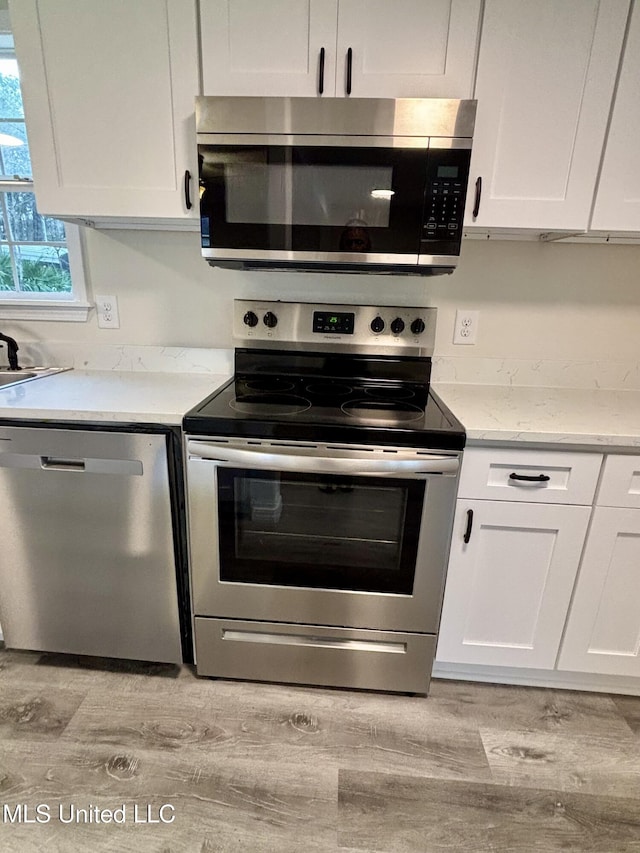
[0,369,233,427]
[433,382,640,451]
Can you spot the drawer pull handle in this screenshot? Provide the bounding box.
[509,472,551,483]
[463,508,473,544]
[346,47,353,95]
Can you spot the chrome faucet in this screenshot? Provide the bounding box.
[0,332,20,370]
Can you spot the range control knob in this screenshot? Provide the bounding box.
[263,311,278,329]
[243,310,259,328]
[411,318,426,335]
[370,316,385,333]
[390,317,405,335]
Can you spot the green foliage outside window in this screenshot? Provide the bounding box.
[0,59,72,296]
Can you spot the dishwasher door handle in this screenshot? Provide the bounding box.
[186,441,459,476]
[40,456,86,472]
[0,453,143,476]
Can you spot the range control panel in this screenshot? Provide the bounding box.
[234,301,437,356]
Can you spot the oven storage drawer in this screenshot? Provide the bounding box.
[194,618,436,694]
[457,447,602,505]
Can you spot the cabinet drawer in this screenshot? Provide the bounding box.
[194,618,435,694]
[458,447,602,505]
[597,455,640,508]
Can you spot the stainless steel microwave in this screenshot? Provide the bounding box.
[196,96,476,276]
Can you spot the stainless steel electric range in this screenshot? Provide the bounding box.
[183,300,465,694]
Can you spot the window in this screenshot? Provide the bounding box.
[0,30,88,320]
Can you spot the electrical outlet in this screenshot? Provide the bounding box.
[453,309,479,345]
[95,294,120,329]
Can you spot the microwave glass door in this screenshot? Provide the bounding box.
[198,145,429,255]
[217,467,426,594]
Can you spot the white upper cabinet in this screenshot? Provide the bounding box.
[334,0,481,98]
[200,0,339,97]
[465,0,630,231]
[9,0,200,224]
[591,1,640,232]
[200,0,481,98]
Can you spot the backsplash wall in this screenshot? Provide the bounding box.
[2,229,640,365]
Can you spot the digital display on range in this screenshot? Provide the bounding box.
[313,311,355,334]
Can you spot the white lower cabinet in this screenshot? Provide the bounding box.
[436,499,591,669]
[437,448,640,694]
[558,455,640,677]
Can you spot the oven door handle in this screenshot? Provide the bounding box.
[186,441,459,476]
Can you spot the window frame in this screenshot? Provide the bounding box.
[0,24,90,322]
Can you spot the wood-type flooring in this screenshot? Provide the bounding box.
[1,646,640,852]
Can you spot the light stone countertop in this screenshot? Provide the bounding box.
[433,383,640,449]
[0,370,231,426]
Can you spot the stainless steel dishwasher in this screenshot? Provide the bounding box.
[0,425,183,663]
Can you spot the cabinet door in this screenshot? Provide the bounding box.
[200,0,338,96]
[436,500,591,669]
[335,0,480,98]
[591,1,640,232]
[465,0,629,230]
[558,508,640,677]
[9,0,200,223]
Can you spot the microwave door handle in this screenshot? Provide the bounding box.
[186,441,458,476]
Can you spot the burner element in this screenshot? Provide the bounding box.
[230,394,311,416]
[341,399,424,423]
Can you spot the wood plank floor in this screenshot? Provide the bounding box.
[1,648,640,852]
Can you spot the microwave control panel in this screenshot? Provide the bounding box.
[420,148,471,249]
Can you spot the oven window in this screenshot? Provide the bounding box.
[217,468,425,594]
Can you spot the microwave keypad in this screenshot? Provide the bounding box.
[423,180,463,239]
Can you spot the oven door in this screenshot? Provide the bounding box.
[198,142,430,268]
[186,439,459,633]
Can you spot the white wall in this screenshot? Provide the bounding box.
[3,228,640,364]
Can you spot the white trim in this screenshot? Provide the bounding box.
[0,300,90,321]
[63,224,88,303]
[432,661,640,697]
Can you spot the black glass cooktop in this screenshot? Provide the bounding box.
[184,350,465,451]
